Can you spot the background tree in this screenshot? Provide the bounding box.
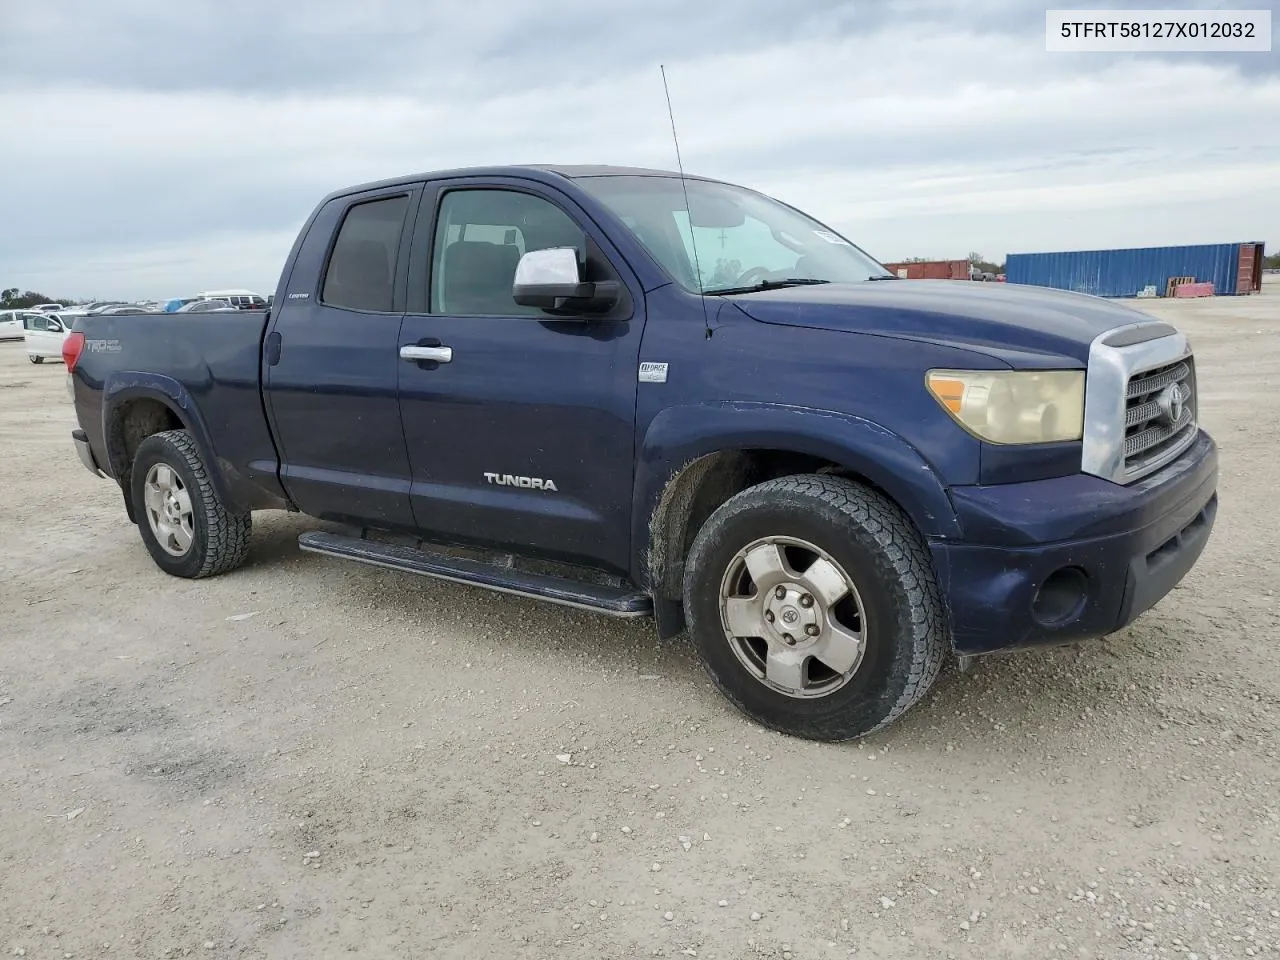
[967,252,1005,274]
[0,288,86,308]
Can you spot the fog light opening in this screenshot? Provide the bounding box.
[1031,566,1089,627]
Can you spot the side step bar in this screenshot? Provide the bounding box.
[297,531,653,618]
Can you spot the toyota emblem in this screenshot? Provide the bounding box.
[1156,384,1184,426]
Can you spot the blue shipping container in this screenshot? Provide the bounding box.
[1005,243,1244,298]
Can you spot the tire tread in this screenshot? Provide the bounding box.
[683,473,948,740]
[141,430,251,578]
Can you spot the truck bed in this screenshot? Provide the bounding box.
[71,309,287,511]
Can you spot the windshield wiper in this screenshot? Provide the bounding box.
[864,273,899,280]
[702,278,831,296]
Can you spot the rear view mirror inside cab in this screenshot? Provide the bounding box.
[687,196,745,229]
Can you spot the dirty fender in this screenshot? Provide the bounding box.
[631,401,963,582]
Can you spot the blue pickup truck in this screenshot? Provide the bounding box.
[67,164,1218,740]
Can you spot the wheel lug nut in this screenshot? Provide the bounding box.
[799,594,814,608]
[765,611,775,623]
[805,624,819,637]
[774,585,787,600]
[783,634,795,645]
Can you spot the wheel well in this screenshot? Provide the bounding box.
[106,399,186,500]
[647,449,877,609]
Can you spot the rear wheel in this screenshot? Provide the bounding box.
[29,355,42,364]
[682,474,948,741]
[129,430,252,578]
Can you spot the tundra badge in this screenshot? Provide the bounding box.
[484,473,559,492]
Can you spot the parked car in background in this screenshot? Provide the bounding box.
[0,309,36,340]
[89,304,153,316]
[32,303,66,312]
[23,312,77,363]
[177,299,238,313]
[197,289,268,310]
[80,302,128,315]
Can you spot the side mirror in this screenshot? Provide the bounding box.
[512,247,618,314]
[47,321,63,333]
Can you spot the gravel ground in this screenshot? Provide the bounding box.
[1,282,1277,960]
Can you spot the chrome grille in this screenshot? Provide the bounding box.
[1123,358,1196,474]
[1126,360,1189,400]
[1082,322,1198,485]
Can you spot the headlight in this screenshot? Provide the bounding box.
[925,369,1085,444]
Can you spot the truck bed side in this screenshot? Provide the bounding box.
[70,310,289,513]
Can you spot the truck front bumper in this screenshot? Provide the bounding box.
[73,428,108,478]
[931,429,1218,656]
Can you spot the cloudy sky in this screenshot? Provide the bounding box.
[2,0,1278,300]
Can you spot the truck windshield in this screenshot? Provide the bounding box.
[575,175,892,294]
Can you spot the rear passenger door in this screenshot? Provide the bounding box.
[263,184,421,530]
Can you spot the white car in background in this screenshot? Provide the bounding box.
[0,309,35,341]
[23,312,78,363]
[197,288,267,310]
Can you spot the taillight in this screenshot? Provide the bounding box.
[63,331,85,371]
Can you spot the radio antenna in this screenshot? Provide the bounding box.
[660,64,713,339]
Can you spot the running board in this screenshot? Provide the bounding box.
[297,531,652,618]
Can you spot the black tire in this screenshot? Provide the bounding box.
[129,429,252,578]
[29,355,42,364]
[682,474,948,741]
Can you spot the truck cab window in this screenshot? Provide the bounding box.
[430,189,587,316]
[321,194,410,312]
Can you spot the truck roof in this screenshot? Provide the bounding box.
[319,164,721,205]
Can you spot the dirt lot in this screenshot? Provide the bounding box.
[1,283,1278,960]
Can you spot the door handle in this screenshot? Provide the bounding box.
[400,343,453,363]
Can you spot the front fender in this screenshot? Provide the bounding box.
[631,401,963,586]
[102,371,241,511]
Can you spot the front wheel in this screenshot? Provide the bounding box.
[682,474,948,741]
[129,430,252,578]
[28,355,42,364]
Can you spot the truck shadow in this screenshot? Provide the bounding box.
[244,512,707,681]
[241,513,1191,754]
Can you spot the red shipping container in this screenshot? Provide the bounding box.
[882,259,971,280]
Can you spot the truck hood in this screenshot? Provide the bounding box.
[725,280,1156,366]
